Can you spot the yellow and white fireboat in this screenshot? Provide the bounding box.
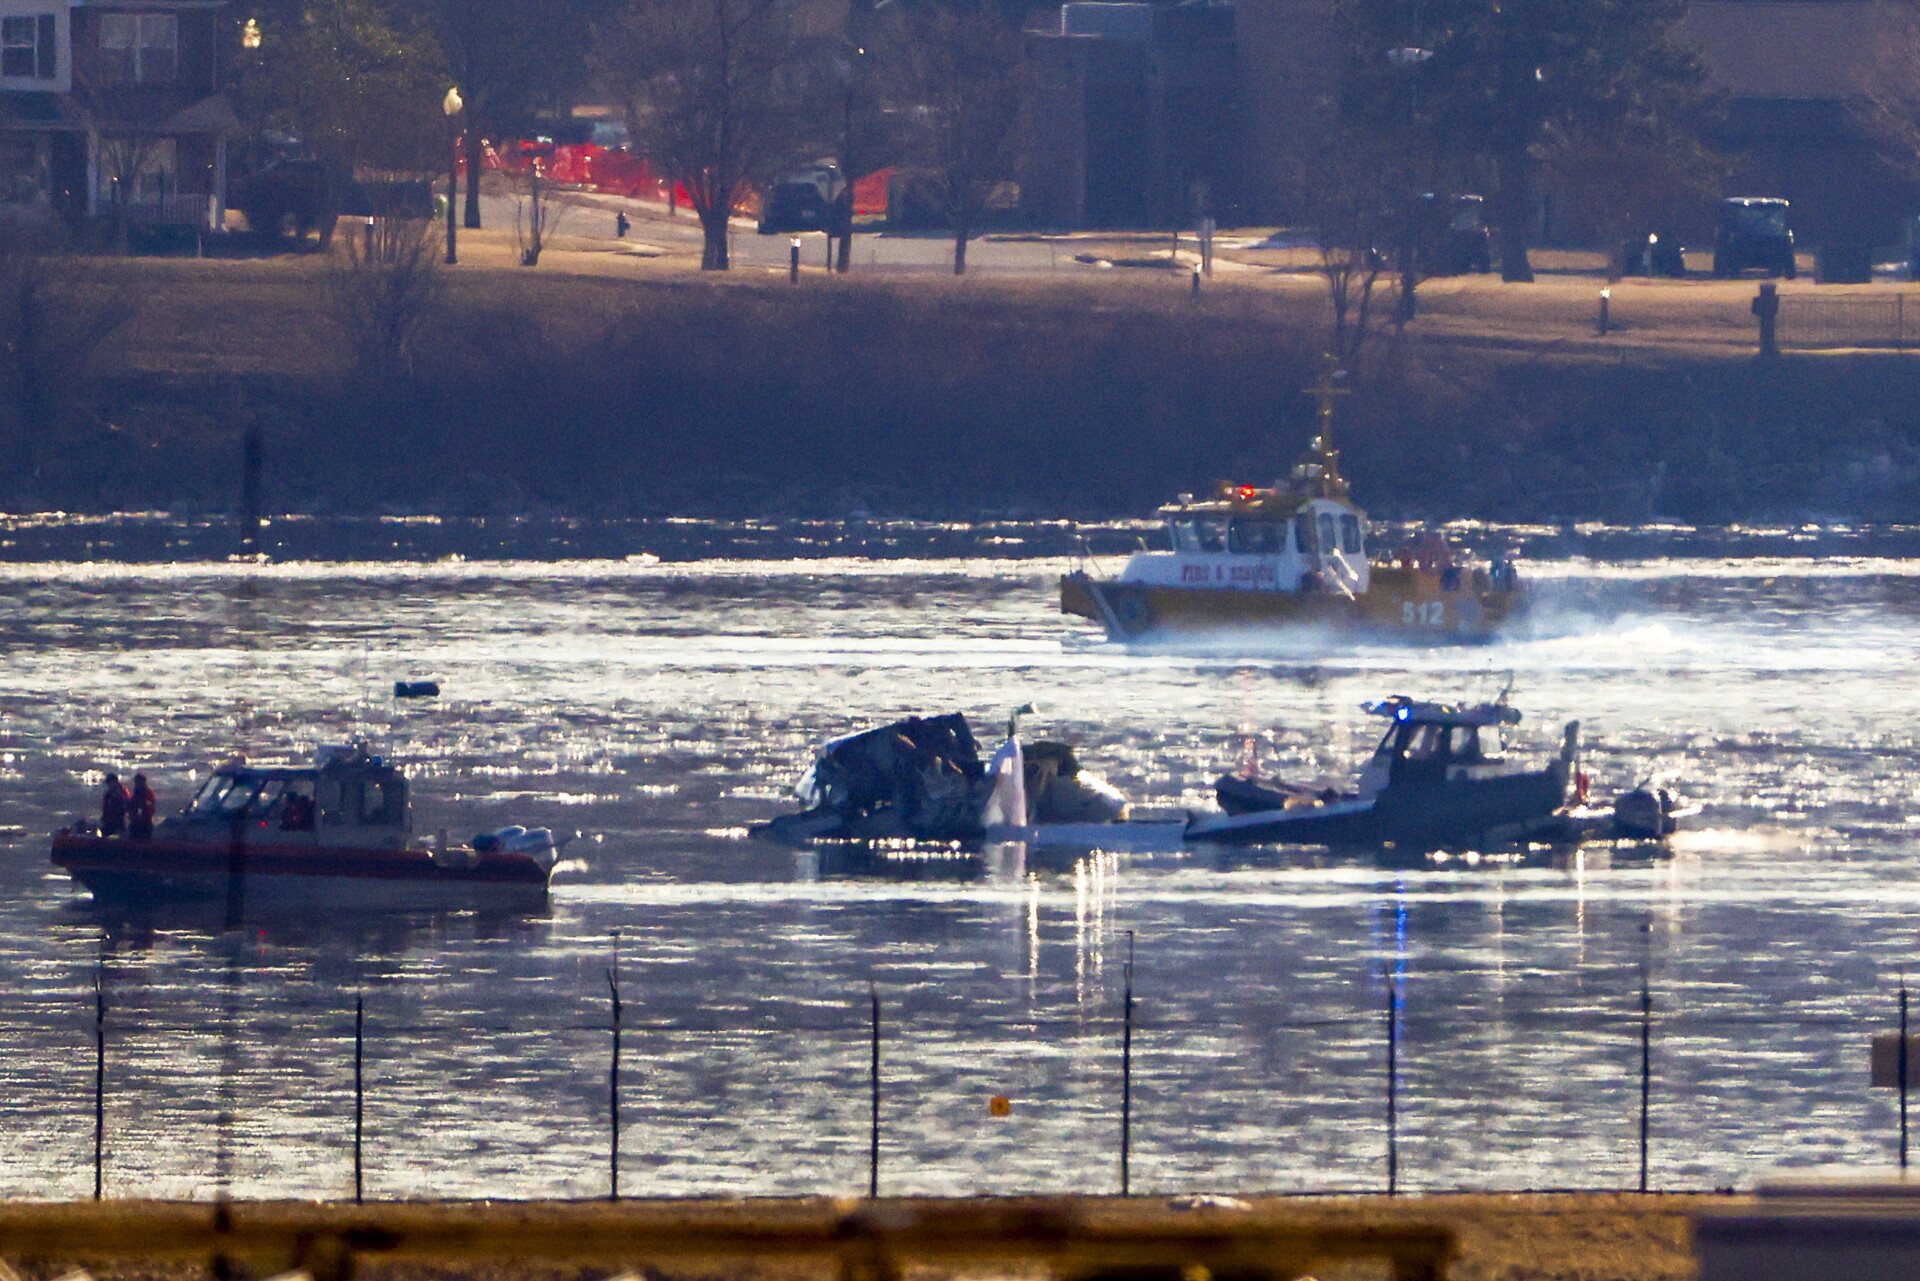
[1060,370,1526,643]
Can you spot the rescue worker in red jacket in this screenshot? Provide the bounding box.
[100,774,131,837]
[129,774,158,840]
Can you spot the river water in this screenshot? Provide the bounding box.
[0,520,1917,1201]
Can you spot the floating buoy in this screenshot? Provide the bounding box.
[393,680,441,699]
[989,1095,1011,1117]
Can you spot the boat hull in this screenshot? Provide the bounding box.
[51,833,550,912]
[1061,567,1524,643]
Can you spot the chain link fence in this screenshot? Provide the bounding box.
[1,972,1912,1202]
[1778,293,1920,350]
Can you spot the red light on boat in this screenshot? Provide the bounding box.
[1236,486,1256,500]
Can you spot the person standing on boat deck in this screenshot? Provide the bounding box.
[128,774,157,840]
[282,791,315,832]
[99,774,130,837]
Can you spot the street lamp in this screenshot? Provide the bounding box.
[830,36,867,273]
[1386,47,1433,323]
[442,86,463,265]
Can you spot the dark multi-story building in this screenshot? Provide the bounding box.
[0,0,235,230]
[1680,1,1916,255]
[1023,0,1241,228]
[1032,0,1920,255]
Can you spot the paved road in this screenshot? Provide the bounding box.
[474,188,1160,276]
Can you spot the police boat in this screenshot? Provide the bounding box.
[1185,695,1679,849]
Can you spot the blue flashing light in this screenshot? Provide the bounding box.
[1396,707,1410,720]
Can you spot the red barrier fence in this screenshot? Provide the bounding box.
[470,137,892,217]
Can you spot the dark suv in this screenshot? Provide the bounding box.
[756,165,851,236]
[1419,193,1493,275]
[1713,197,1796,279]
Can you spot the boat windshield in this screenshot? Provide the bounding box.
[1317,513,1339,559]
[187,773,283,819]
[1340,513,1364,554]
[1402,725,1444,760]
[1295,514,1316,555]
[1228,518,1285,554]
[1167,517,1230,552]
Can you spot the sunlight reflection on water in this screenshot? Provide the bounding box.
[0,544,1915,1198]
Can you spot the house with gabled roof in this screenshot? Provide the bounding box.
[0,0,237,231]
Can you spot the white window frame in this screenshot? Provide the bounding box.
[98,10,175,83]
[0,12,47,79]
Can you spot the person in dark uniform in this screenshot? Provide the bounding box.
[128,774,158,839]
[282,791,316,832]
[100,774,131,837]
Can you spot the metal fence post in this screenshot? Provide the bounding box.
[353,996,364,1204]
[1901,982,1910,1170]
[1386,971,1399,1196]
[1639,968,1653,1192]
[1121,930,1135,1197]
[93,971,105,1201]
[868,987,881,1198]
[608,968,622,1201]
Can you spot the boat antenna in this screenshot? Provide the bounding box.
[1007,703,1035,739]
[1307,356,1348,456]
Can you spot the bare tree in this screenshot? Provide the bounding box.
[874,0,1025,275]
[92,128,171,255]
[325,217,445,386]
[599,0,817,270]
[1858,1,1920,185]
[513,155,566,265]
[0,232,136,487]
[1293,135,1403,362]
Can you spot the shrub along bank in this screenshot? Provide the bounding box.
[17,260,1920,523]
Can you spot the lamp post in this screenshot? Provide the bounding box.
[1385,47,1432,324]
[834,41,865,274]
[442,86,463,265]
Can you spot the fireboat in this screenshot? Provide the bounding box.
[1060,367,1526,643]
[51,744,560,912]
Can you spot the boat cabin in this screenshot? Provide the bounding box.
[1358,697,1522,793]
[1145,485,1370,593]
[161,745,411,846]
[1112,377,1373,596]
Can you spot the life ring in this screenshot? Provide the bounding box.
[1109,590,1156,637]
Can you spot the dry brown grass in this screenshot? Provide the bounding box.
[90,224,1843,382]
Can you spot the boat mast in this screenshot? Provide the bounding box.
[1298,359,1351,500]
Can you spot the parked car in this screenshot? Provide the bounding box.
[756,164,850,236]
[1622,232,1687,278]
[1419,193,1493,275]
[1713,197,1796,279]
